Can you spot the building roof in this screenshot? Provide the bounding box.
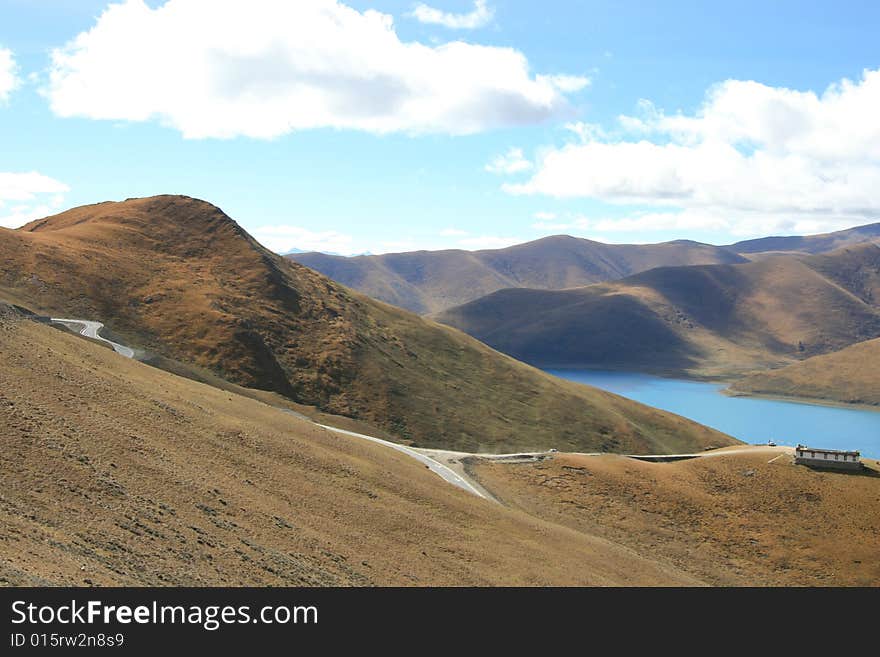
[795,445,860,457]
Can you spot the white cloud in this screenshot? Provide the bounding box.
[0,46,20,102]
[251,224,356,254]
[506,69,880,236]
[46,0,581,139]
[564,121,606,142]
[590,209,863,239]
[485,147,533,174]
[0,172,70,228]
[410,0,493,30]
[440,227,468,236]
[533,211,556,220]
[539,74,590,93]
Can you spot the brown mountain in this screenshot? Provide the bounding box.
[0,195,734,454]
[472,448,880,586]
[289,235,748,314]
[728,221,880,256]
[0,305,700,586]
[730,337,880,406]
[436,244,880,378]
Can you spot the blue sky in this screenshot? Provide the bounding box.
[1,0,879,254]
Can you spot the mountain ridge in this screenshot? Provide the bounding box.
[0,195,735,454]
[436,244,880,378]
[290,234,749,314]
[726,222,880,255]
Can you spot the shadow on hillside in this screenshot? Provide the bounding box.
[508,293,706,373]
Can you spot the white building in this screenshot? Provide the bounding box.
[794,445,862,471]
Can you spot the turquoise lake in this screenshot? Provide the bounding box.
[546,369,880,459]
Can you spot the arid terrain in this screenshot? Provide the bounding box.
[731,336,880,406]
[289,223,880,315]
[291,235,748,314]
[470,447,880,586]
[436,244,880,378]
[0,306,704,586]
[3,306,876,586]
[2,198,878,588]
[0,195,734,455]
[728,222,880,256]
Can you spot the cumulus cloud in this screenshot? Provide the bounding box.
[506,69,880,236]
[485,147,533,174]
[539,74,590,93]
[0,172,70,228]
[46,0,582,139]
[410,0,493,30]
[0,46,20,102]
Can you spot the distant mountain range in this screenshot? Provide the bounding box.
[288,222,880,314]
[290,236,748,314]
[726,222,880,255]
[436,244,880,379]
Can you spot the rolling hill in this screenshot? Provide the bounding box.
[471,448,880,586]
[0,195,734,454]
[0,305,700,586]
[727,221,880,256]
[436,244,880,378]
[730,337,880,406]
[289,235,748,314]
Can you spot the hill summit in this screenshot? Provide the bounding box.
[0,195,734,454]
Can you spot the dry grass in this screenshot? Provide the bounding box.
[437,245,880,379]
[731,221,880,255]
[0,195,734,455]
[292,235,746,314]
[0,312,700,586]
[732,337,880,406]
[471,448,880,586]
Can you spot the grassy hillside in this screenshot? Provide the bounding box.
[437,244,880,378]
[0,308,699,586]
[471,448,880,586]
[0,195,735,454]
[728,221,880,256]
[730,337,880,406]
[291,235,747,314]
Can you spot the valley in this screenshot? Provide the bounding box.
[1,306,702,586]
[3,304,877,587]
[2,197,879,589]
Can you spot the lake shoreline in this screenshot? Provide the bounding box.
[545,367,880,459]
[722,388,880,414]
[543,364,880,414]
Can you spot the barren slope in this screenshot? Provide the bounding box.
[471,448,880,586]
[291,235,747,314]
[729,221,880,256]
[437,245,880,378]
[0,308,701,586]
[731,337,880,406]
[0,195,734,454]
